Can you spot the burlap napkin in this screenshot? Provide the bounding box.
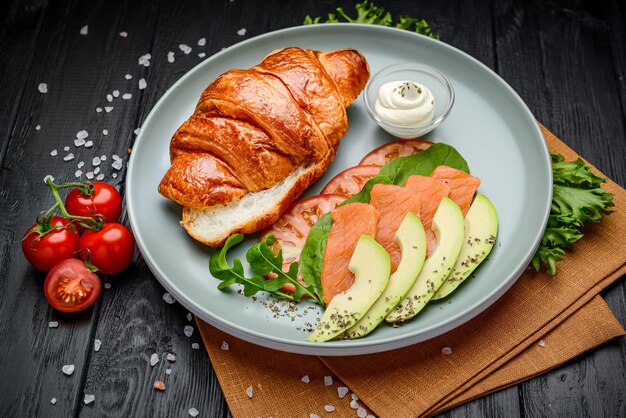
[197,126,626,417]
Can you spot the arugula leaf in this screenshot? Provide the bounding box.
[209,234,265,297]
[299,143,469,289]
[304,1,439,40]
[532,153,614,274]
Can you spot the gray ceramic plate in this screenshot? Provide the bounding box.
[127,24,551,356]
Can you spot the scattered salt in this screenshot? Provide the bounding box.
[43,175,54,183]
[166,353,176,362]
[324,376,333,386]
[349,399,359,410]
[94,339,101,352]
[237,28,247,36]
[83,394,95,405]
[165,368,172,375]
[63,153,74,162]
[96,174,105,181]
[310,414,320,418]
[167,51,175,63]
[74,170,82,178]
[324,405,335,412]
[134,128,141,135]
[77,161,84,168]
[80,25,88,35]
[94,167,100,175]
[106,94,113,102]
[179,44,192,54]
[64,146,70,151]
[86,171,94,180]
[198,52,206,58]
[538,339,546,348]
[301,375,310,383]
[95,107,102,113]
[188,408,199,417]
[198,37,206,46]
[138,78,147,90]
[62,364,75,376]
[50,397,57,405]
[441,346,453,355]
[184,325,194,337]
[84,140,93,148]
[102,129,108,135]
[112,90,120,97]
[246,385,253,398]
[92,156,101,166]
[187,313,193,321]
[351,393,359,401]
[221,341,229,351]
[105,106,113,113]
[49,321,59,328]
[111,160,123,170]
[112,173,118,179]
[138,53,151,67]
[154,380,166,391]
[104,282,111,289]
[125,74,132,80]
[150,353,159,366]
[38,83,48,93]
[122,93,132,100]
[50,149,57,157]
[74,138,86,147]
[162,292,176,304]
[337,386,349,399]
[119,31,128,38]
[77,130,89,140]
[357,407,367,417]
[35,125,41,130]
[191,343,199,350]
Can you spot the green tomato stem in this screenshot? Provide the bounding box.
[45,178,103,231]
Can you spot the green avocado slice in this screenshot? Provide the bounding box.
[307,235,391,342]
[386,197,464,323]
[432,194,498,300]
[344,212,427,339]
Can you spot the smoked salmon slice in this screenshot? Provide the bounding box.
[322,202,380,305]
[431,166,481,217]
[369,184,421,273]
[404,175,451,257]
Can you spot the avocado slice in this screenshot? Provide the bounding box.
[386,197,464,323]
[432,194,498,300]
[344,212,427,339]
[308,235,390,342]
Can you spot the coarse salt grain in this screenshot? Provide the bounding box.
[83,394,95,405]
[112,160,123,170]
[187,313,193,321]
[119,31,128,38]
[62,364,75,375]
[246,386,253,398]
[49,321,59,328]
[198,52,206,58]
[179,44,192,54]
[80,25,88,35]
[357,407,367,418]
[75,138,86,147]
[84,140,93,148]
[154,380,166,391]
[188,408,199,417]
[112,173,118,179]
[38,83,48,93]
[198,38,206,46]
[102,129,108,135]
[167,51,175,63]
[150,353,159,366]
[237,28,247,36]
[138,53,151,67]
[95,107,102,113]
[538,339,545,347]
[63,153,74,162]
[74,170,82,178]
[92,156,101,166]
[122,93,132,100]
[134,128,141,135]
[165,368,172,375]
[162,292,175,304]
[351,393,359,401]
[96,174,104,181]
[192,343,199,350]
[337,386,349,399]
[86,171,94,180]
[221,341,229,351]
[77,130,89,140]
[324,376,333,386]
[94,339,101,351]
[104,282,111,289]
[441,346,453,355]
[310,414,320,418]
[105,106,113,113]
[50,397,57,405]
[125,74,132,80]
[106,94,113,102]
[101,155,106,160]
[94,167,100,175]
[301,375,310,383]
[77,161,84,168]
[166,353,176,362]
[64,146,70,151]
[138,78,147,90]
[324,405,335,412]
[184,325,194,337]
[112,90,120,97]
[50,149,57,156]
[349,399,359,410]
[35,125,41,130]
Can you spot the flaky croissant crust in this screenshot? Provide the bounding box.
[158,47,369,209]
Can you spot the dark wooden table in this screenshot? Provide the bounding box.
[1,0,625,416]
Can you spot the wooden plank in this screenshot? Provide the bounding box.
[492,0,626,416]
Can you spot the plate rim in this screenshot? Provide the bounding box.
[127,23,552,356]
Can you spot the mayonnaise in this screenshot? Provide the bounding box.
[374,81,435,126]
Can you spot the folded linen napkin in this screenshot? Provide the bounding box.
[197,126,626,417]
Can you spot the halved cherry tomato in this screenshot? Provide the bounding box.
[320,165,382,197]
[22,217,80,272]
[359,138,433,165]
[44,258,101,313]
[79,223,135,275]
[65,182,123,226]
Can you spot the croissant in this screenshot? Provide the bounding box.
[158,47,370,246]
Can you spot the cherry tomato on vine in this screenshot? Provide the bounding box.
[22,217,80,272]
[65,182,123,226]
[44,258,101,313]
[79,223,135,275]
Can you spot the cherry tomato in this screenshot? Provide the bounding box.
[44,258,101,313]
[79,223,135,275]
[262,194,346,293]
[22,217,80,272]
[359,138,433,165]
[320,165,382,197]
[65,182,123,226]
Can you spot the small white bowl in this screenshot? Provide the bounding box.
[363,62,455,139]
